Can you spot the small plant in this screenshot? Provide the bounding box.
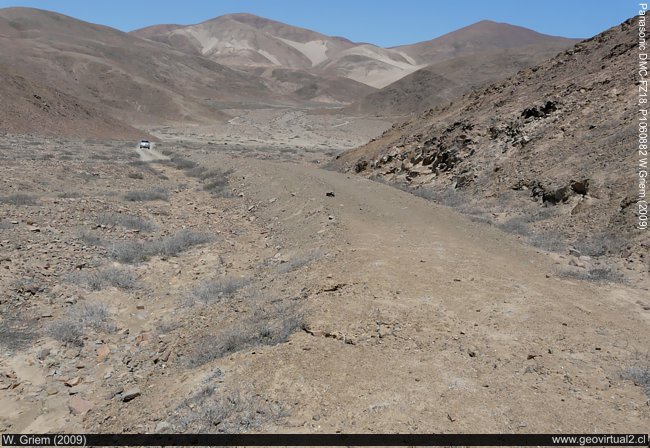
[277,250,324,274]
[173,379,287,433]
[97,213,156,232]
[57,191,82,198]
[49,320,84,346]
[0,193,38,205]
[497,217,531,236]
[123,187,169,202]
[128,172,144,180]
[78,230,103,247]
[188,277,249,305]
[171,157,198,170]
[623,354,650,399]
[106,230,212,264]
[187,301,304,366]
[557,266,624,283]
[66,266,138,291]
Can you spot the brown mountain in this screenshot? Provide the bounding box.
[347,43,579,117]
[349,21,579,116]
[0,7,274,126]
[131,13,416,90]
[0,63,148,139]
[331,17,646,260]
[393,20,578,64]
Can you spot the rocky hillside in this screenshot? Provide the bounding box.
[331,17,647,268]
[0,64,149,139]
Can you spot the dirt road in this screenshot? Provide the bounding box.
[184,153,650,432]
[135,146,168,162]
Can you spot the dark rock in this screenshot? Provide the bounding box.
[122,387,141,402]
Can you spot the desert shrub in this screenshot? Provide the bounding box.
[187,301,304,366]
[170,157,198,170]
[0,312,38,350]
[527,231,567,253]
[49,320,84,346]
[173,373,287,433]
[497,217,531,236]
[203,180,233,197]
[49,302,115,345]
[66,266,138,291]
[57,191,82,198]
[185,166,207,178]
[0,193,38,205]
[128,172,144,180]
[106,240,148,263]
[188,277,249,305]
[623,357,650,398]
[78,230,103,247]
[151,230,212,257]
[123,187,169,202]
[277,250,324,274]
[557,266,624,283]
[97,213,156,232]
[107,230,212,264]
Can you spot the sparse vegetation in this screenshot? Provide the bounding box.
[97,212,157,232]
[497,217,531,235]
[107,230,212,263]
[188,301,304,366]
[557,266,624,283]
[78,230,103,246]
[48,320,84,346]
[623,357,650,398]
[123,187,169,202]
[0,193,39,205]
[170,157,198,170]
[188,277,249,305]
[57,191,82,198]
[49,302,115,346]
[173,371,288,433]
[277,250,325,274]
[127,172,144,180]
[66,266,138,291]
[0,315,38,350]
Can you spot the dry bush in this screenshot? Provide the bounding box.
[123,187,169,202]
[78,230,103,247]
[107,230,212,264]
[66,266,138,291]
[97,213,156,232]
[623,357,650,399]
[173,371,288,433]
[556,266,625,283]
[277,250,325,274]
[187,277,249,306]
[187,301,304,366]
[0,193,38,206]
[48,302,115,346]
[170,157,198,170]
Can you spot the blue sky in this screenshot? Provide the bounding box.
[0,0,634,47]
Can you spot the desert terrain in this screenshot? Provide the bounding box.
[0,6,648,437]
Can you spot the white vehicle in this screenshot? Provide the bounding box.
[139,140,151,149]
